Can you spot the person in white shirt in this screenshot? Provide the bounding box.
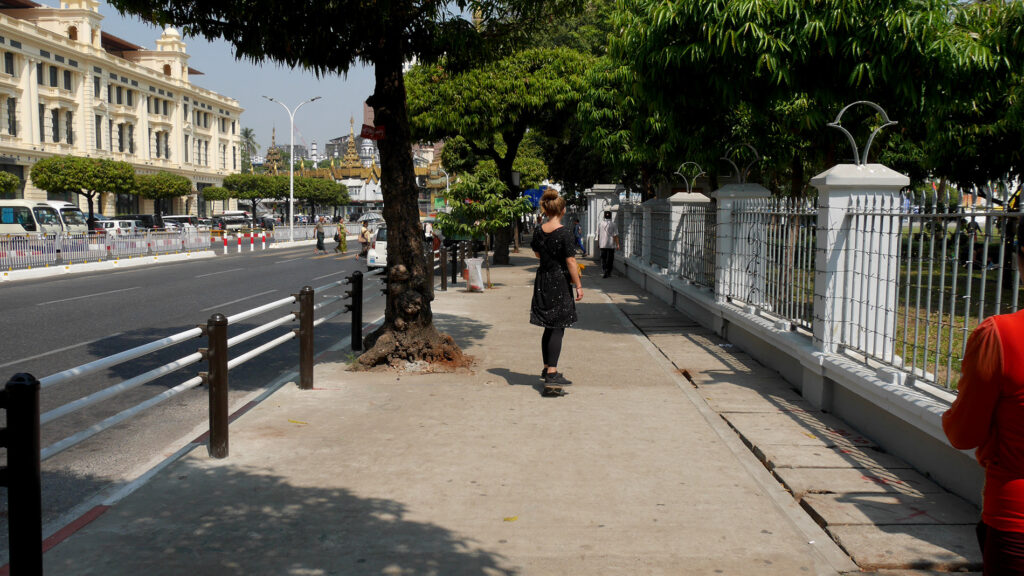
[597,210,620,278]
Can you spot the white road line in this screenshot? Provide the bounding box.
[312,270,347,281]
[0,332,126,369]
[36,287,140,306]
[200,289,277,312]
[196,268,243,279]
[275,257,305,264]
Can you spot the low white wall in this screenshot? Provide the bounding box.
[618,254,985,507]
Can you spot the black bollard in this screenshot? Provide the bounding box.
[3,373,42,575]
[345,271,363,351]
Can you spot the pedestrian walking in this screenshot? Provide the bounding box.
[597,210,619,278]
[572,218,586,256]
[530,190,583,391]
[314,223,326,254]
[943,223,1024,573]
[358,222,370,260]
[334,222,346,254]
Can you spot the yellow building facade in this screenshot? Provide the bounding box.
[0,0,242,216]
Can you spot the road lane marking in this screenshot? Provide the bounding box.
[0,332,126,369]
[201,289,277,312]
[313,270,348,281]
[274,257,305,264]
[195,268,243,279]
[36,287,140,306]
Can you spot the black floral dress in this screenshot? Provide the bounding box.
[530,226,578,328]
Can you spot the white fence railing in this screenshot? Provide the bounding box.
[1,230,217,270]
[606,176,1022,391]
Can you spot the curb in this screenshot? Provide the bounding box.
[1,251,216,283]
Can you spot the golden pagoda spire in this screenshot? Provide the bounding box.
[343,116,360,167]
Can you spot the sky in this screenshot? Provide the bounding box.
[94,1,376,155]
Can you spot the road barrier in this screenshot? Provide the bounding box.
[2,271,366,572]
[1,231,219,271]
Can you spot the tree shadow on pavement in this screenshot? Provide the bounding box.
[43,459,519,575]
[432,312,491,350]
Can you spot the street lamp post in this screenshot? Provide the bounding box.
[262,95,321,242]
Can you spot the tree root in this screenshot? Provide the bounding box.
[353,323,471,372]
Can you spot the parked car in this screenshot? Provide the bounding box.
[0,200,63,236]
[367,225,387,270]
[163,215,199,229]
[100,220,143,235]
[118,213,165,230]
[43,201,88,234]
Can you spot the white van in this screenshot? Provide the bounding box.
[0,200,63,236]
[44,200,88,234]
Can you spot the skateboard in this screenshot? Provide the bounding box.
[542,384,567,397]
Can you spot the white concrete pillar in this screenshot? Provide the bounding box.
[584,184,621,256]
[811,164,908,357]
[711,183,770,305]
[668,191,712,284]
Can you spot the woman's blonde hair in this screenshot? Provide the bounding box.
[540,190,565,218]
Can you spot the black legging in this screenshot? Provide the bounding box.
[542,327,565,368]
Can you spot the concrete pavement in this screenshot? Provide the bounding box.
[38,254,981,575]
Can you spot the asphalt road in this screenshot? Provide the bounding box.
[0,241,390,561]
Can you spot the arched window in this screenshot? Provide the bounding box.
[162,64,171,76]
[68,26,78,41]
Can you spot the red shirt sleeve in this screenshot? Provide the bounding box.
[942,318,1003,450]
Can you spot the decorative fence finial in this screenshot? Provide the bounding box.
[673,161,706,194]
[827,101,897,166]
[720,144,759,185]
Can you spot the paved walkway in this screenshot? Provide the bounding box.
[40,254,980,575]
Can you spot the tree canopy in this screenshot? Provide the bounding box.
[31,156,135,223]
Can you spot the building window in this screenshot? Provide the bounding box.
[50,108,58,142]
[232,146,236,170]
[37,104,43,141]
[93,76,100,97]
[204,140,209,166]
[117,123,124,152]
[95,115,102,149]
[4,52,14,76]
[183,103,188,121]
[162,100,168,116]
[63,69,71,91]
[162,64,171,76]
[108,119,112,151]
[154,130,161,158]
[116,192,138,215]
[163,132,170,160]
[6,98,15,136]
[107,84,112,104]
[116,86,122,105]
[36,63,42,84]
[49,66,57,87]
[184,135,189,162]
[231,121,236,135]
[65,110,72,144]
[128,124,134,154]
[126,89,133,107]
[203,112,209,128]
[68,26,78,41]
[220,117,225,132]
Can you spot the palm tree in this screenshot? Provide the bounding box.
[239,127,259,173]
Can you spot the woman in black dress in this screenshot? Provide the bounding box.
[531,190,583,386]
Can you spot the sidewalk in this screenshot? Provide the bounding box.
[40,254,980,575]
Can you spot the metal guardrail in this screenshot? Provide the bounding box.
[1,231,219,271]
[1,273,367,572]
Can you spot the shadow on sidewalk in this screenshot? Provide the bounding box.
[487,368,545,395]
[45,459,518,575]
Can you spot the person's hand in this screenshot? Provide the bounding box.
[575,285,583,301]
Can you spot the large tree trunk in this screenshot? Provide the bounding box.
[357,48,467,370]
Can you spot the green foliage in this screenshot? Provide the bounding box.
[0,170,20,197]
[201,186,231,201]
[295,176,349,210]
[436,172,533,240]
[32,156,134,220]
[239,127,258,173]
[134,171,192,199]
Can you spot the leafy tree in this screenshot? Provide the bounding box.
[294,176,348,215]
[31,156,134,225]
[239,127,259,173]
[407,47,592,262]
[109,0,577,368]
[0,170,20,198]
[223,173,284,220]
[134,171,192,214]
[201,186,231,202]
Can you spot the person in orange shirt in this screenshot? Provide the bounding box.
[944,221,1024,574]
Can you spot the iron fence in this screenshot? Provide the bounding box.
[890,188,1021,390]
[650,205,671,270]
[725,197,818,331]
[1,230,218,271]
[675,202,717,289]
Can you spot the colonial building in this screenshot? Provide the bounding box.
[0,0,242,216]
